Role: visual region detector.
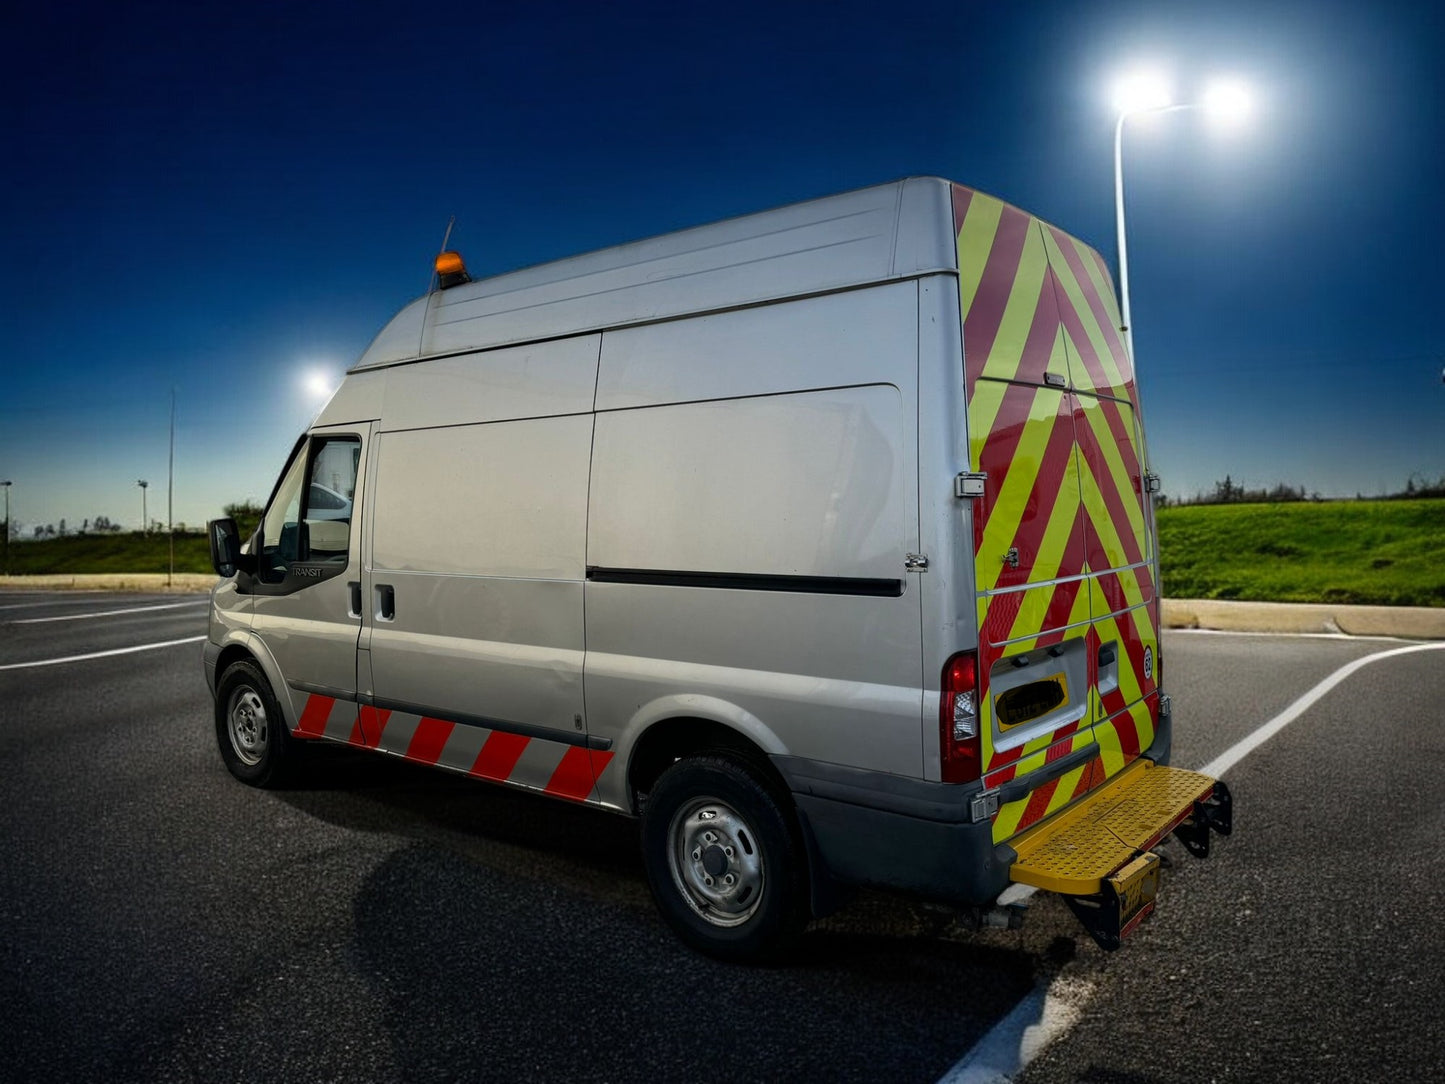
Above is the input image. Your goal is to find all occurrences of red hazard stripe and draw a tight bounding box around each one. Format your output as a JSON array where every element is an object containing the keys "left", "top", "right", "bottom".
[
  {"left": 1077, "top": 425, "right": 1145, "bottom": 569},
  {"left": 1007, "top": 270, "right": 1068, "bottom": 386},
  {"left": 962, "top": 204, "right": 1033, "bottom": 379},
  {"left": 951, "top": 184, "right": 974, "bottom": 233},
  {"left": 295, "top": 694, "right": 333, "bottom": 738},
  {"left": 470, "top": 730, "right": 529, "bottom": 782},
  {"left": 544, "top": 746, "right": 600, "bottom": 802},
  {"left": 973, "top": 380, "right": 1043, "bottom": 526},
  {"left": 1046, "top": 225, "right": 1131, "bottom": 383},
  {"left": 353, "top": 705, "right": 391, "bottom": 749},
  {"left": 985, "top": 739, "right": 1025, "bottom": 775},
  {"left": 1045, "top": 725, "right": 1080, "bottom": 758},
  {"left": 1015, "top": 776, "right": 1061, "bottom": 833},
  {"left": 406, "top": 717, "right": 455, "bottom": 766}
]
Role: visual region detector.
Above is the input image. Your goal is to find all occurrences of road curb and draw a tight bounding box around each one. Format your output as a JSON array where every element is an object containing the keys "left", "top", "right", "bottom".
[
  {"left": 0, "top": 573, "right": 217, "bottom": 593},
  {"left": 1163, "top": 598, "right": 1445, "bottom": 640}
]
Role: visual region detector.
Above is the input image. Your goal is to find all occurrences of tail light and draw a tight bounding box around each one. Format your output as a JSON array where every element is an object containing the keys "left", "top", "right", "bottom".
[{"left": 940, "top": 650, "right": 981, "bottom": 783}]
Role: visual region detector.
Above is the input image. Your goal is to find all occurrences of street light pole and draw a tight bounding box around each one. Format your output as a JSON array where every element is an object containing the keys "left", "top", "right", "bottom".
[
  {"left": 1113, "top": 102, "right": 1193, "bottom": 366},
  {"left": 2, "top": 481, "right": 11, "bottom": 577},
  {"left": 137, "top": 480, "right": 149, "bottom": 535},
  {"left": 1111, "top": 76, "right": 1252, "bottom": 366}
]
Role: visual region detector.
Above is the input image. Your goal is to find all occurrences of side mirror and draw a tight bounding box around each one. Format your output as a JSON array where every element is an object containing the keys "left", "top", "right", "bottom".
[{"left": 208, "top": 518, "right": 245, "bottom": 578}]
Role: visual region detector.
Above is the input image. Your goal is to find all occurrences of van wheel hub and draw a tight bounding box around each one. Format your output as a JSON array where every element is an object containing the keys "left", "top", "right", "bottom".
[
  {"left": 227, "top": 688, "right": 269, "bottom": 767},
  {"left": 668, "top": 798, "right": 764, "bottom": 927}
]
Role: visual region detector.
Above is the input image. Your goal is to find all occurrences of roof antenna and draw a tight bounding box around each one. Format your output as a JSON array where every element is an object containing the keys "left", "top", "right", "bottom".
[{"left": 428, "top": 215, "right": 457, "bottom": 293}]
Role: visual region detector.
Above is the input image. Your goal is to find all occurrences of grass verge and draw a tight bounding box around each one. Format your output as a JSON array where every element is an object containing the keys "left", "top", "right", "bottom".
[{"left": 1157, "top": 498, "right": 1445, "bottom": 607}]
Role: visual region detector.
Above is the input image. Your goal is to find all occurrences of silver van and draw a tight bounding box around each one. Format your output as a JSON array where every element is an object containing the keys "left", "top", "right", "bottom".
[{"left": 205, "top": 178, "right": 1230, "bottom": 960}]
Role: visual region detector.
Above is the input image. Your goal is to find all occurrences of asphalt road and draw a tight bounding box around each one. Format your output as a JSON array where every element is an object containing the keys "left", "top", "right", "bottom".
[{"left": 1, "top": 590, "right": 1441, "bottom": 1083}]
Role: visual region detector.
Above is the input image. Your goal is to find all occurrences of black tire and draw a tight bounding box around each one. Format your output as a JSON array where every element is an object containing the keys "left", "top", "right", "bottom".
[
  {"left": 214, "top": 659, "right": 296, "bottom": 788},
  {"left": 641, "top": 753, "right": 808, "bottom": 962}
]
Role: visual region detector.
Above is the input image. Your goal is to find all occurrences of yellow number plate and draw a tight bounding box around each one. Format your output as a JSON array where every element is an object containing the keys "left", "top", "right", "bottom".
[{"left": 995, "top": 674, "right": 1069, "bottom": 730}]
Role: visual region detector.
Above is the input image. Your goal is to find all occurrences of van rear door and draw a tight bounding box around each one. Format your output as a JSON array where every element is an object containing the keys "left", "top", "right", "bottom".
[
  {"left": 953, "top": 186, "right": 1161, "bottom": 845},
  {"left": 1040, "top": 224, "right": 1161, "bottom": 786}
]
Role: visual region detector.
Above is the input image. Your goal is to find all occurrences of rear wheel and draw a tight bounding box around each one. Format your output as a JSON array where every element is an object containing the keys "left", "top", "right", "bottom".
[
  {"left": 214, "top": 659, "right": 296, "bottom": 788},
  {"left": 641, "top": 753, "right": 807, "bottom": 962}
]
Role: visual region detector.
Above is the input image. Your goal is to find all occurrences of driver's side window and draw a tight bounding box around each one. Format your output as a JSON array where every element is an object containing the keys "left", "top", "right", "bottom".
[{"left": 258, "top": 436, "right": 360, "bottom": 582}]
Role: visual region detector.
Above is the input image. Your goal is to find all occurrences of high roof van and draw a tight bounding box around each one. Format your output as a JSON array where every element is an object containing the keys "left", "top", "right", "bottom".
[{"left": 205, "top": 177, "right": 1231, "bottom": 960}]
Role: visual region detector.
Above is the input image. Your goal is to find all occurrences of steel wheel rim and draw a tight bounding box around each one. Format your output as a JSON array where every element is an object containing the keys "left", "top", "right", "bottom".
[
  {"left": 666, "top": 795, "right": 765, "bottom": 928},
  {"left": 226, "top": 686, "right": 269, "bottom": 766}
]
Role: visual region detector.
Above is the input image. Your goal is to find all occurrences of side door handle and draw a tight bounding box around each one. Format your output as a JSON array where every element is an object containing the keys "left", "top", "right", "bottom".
[
  {"left": 347, "top": 581, "right": 362, "bottom": 618},
  {"left": 375, "top": 584, "right": 396, "bottom": 622}
]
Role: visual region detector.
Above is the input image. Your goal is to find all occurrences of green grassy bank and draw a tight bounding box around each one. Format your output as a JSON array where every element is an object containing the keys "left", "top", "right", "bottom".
[
  {"left": 1, "top": 532, "right": 213, "bottom": 576},
  {"left": 4, "top": 499, "right": 1443, "bottom": 607},
  {"left": 1157, "top": 498, "right": 1445, "bottom": 607}
]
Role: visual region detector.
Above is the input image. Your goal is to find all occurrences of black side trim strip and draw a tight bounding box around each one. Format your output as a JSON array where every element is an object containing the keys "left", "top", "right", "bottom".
[
  {"left": 288, "top": 679, "right": 353, "bottom": 699},
  {"left": 586, "top": 566, "right": 904, "bottom": 598},
  {"left": 996, "top": 741, "right": 1100, "bottom": 805},
  {"left": 369, "top": 696, "right": 612, "bottom": 751}
]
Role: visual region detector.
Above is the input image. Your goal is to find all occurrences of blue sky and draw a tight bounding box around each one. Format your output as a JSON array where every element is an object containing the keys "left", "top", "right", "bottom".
[{"left": 3, "top": 0, "right": 1442, "bottom": 532}]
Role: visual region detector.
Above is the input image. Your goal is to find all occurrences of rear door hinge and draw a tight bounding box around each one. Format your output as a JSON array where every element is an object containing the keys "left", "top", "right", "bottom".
[
  {"left": 1144, "top": 472, "right": 1162, "bottom": 494},
  {"left": 955, "top": 472, "right": 987, "bottom": 498}
]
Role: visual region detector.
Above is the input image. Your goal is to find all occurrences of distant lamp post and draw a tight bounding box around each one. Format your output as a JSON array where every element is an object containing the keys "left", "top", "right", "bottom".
[
  {"left": 1111, "top": 70, "right": 1253, "bottom": 365},
  {"left": 2, "top": 480, "right": 11, "bottom": 577},
  {"left": 137, "top": 479, "right": 149, "bottom": 535}
]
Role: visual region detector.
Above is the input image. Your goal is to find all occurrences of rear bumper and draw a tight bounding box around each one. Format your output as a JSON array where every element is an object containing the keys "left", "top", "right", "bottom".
[{"left": 773, "top": 700, "right": 1175, "bottom": 909}]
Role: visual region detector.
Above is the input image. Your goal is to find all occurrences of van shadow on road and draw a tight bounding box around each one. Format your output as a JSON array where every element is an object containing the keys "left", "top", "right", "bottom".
[{"left": 274, "top": 750, "right": 1055, "bottom": 1082}]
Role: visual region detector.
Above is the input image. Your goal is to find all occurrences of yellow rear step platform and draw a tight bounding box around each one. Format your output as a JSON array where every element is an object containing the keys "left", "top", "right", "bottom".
[{"left": 1008, "top": 759, "right": 1218, "bottom": 895}]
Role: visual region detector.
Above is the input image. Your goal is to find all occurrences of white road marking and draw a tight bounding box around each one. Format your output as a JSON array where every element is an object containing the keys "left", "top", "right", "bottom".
[
  {"left": 939, "top": 637, "right": 1445, "bottom": 1084},
  {"left": 9, "top": 600, "right": 207, "bottom": 624},
  {"left": 0, "top": 636, "right": 206, "bottom": 671},
  {"left": 939, "top": 977, "right": 1093, "bottom": 1084},
  {"left": 0, "top": 594, "right": 117, "bottom": 612},
  {"left": 1197, "top": 640, "right": 1445, "bottom": 779},
  {"left": 1170, "top": 627, "right": 1417, "bottom": 643}
]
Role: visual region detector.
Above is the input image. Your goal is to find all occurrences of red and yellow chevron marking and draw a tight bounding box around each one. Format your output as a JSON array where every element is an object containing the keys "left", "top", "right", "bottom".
[
  {"left": 293, "top": 693, "right": 614, "bottom": 803},
  {"left": 953, "top": 183, "right": 1162, "bottom": 842}
]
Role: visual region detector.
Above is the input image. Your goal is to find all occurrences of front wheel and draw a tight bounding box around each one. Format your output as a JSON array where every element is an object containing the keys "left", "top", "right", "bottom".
[
  {"left": 641, "top": 754, "right": 808, "bottom": 962},
  {"left": 214, "top": 659, "right": 296, "bottom": 788}
]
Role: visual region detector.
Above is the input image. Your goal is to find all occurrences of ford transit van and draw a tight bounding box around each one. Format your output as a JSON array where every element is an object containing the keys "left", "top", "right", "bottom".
[{"left": 205, "top": 177, "right": 1230, "bottom": 960}]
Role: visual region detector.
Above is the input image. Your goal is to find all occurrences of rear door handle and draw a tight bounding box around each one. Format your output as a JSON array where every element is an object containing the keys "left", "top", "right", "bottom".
[{"left": 375, "top": 584, "right": 395, "bottom": 621}]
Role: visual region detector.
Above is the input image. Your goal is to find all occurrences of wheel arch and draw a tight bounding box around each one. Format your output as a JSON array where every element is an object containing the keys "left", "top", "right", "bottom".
[
  {"left": 210, "top": 632, "right": 297, "bottom": 732},
  {"left": 617, "top": 695, "right": 789, "bottom": 816}
]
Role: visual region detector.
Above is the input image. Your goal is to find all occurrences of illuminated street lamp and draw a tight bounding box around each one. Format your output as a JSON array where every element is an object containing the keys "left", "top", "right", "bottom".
[
  {"left": 137, "top": 479, "right": 149, "bottom": 535},
  {"left": 1112, "top": 71, "right": 1253, "bottom": 364}
]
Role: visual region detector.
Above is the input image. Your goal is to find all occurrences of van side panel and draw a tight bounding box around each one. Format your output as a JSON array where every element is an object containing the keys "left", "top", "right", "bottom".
[
  {"left": 360, "top": 339, "right": 602, "bottom": 798},
  {"left": 585, "top": 289, "right": 923, "bottom": 807}
]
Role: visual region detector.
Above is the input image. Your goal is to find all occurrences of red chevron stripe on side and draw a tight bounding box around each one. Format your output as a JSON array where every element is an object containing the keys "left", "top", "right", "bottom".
[
  {"left": 406, "top": 717, "right": 455, "bottom": 765},
  {"left": 295, "top": 695, "right": 333, "bottom": 738},
  {"left": 356, "top": 705, "right": 391, "bottom": 749},
  {"left": 470, "top": 731, "right": 529, "bottom": 782},
  {"left": 544, "top": 746, "right": 599, "bottom": 802}
]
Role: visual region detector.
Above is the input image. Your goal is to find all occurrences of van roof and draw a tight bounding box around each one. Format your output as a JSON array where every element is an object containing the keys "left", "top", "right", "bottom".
[{"left": 352, "top": 176, "right": 962, "bottom": 371}]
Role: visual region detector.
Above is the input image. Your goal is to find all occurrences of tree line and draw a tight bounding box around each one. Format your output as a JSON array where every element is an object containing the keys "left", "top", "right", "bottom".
[{"left": 1161, "top": 474, "right": 1445, "bottom": 507}]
